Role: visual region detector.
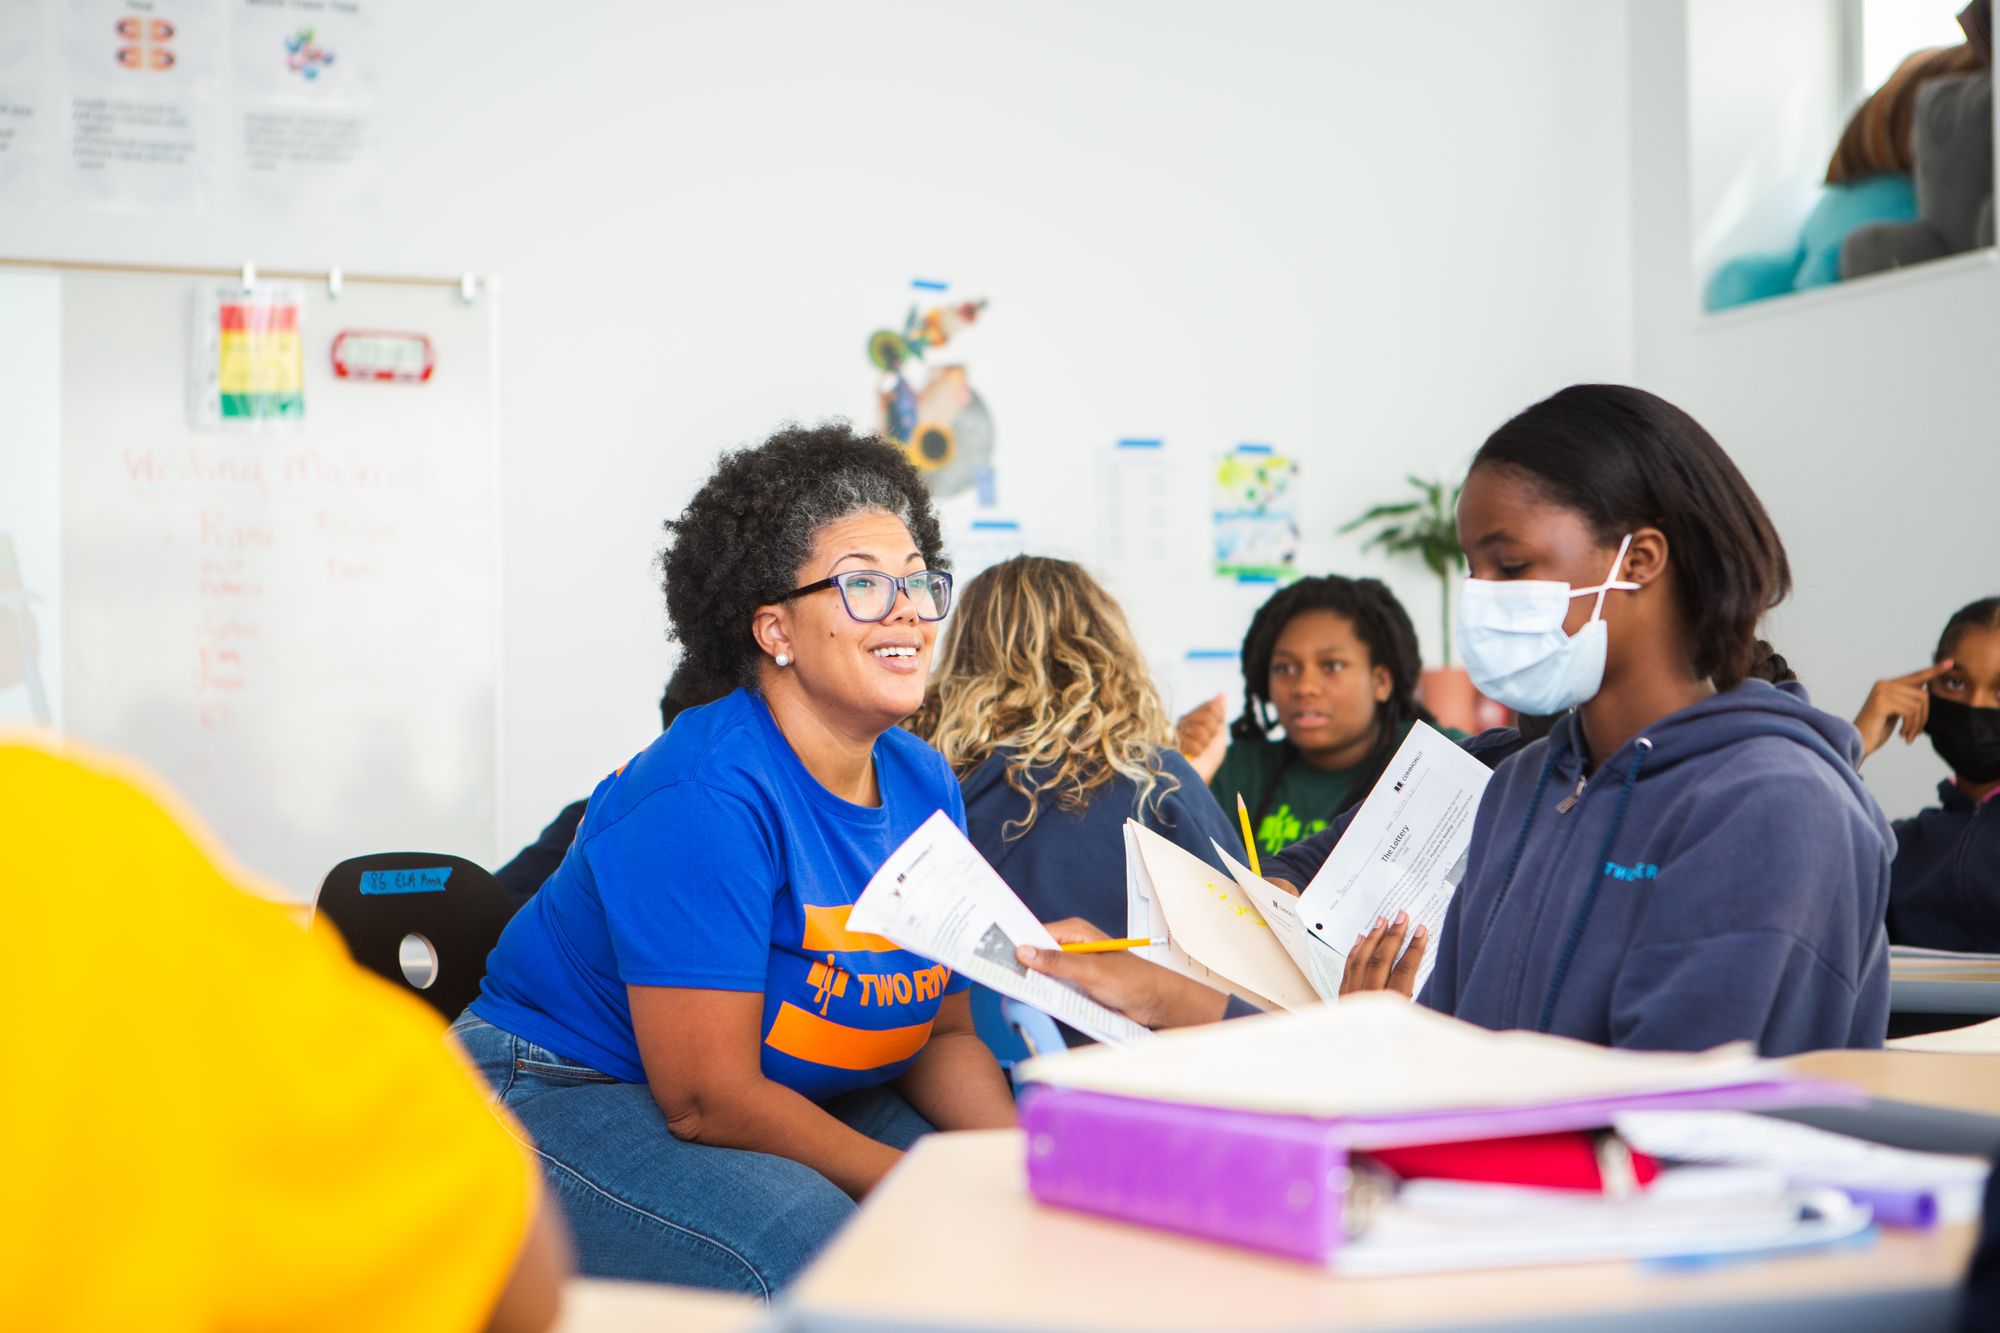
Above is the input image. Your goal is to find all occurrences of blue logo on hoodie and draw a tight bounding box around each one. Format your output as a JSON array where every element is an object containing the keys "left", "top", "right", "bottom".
[{"left": 1603, "top": 861, "right": 1659, "bottom": 882}]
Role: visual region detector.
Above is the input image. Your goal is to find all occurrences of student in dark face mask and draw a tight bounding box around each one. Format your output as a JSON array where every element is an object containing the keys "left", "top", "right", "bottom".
[{"left": 1859, "top": 597, "right": 2000, "bottom": 951}]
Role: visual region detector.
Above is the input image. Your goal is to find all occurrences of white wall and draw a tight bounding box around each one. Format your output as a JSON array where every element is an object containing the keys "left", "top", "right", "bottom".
[
  {"left": 1, "top": 1, "right": 1635, "bottom": 860},
  {"left": 1629, "top": 0, "right": 1999, "bottom": 820}
]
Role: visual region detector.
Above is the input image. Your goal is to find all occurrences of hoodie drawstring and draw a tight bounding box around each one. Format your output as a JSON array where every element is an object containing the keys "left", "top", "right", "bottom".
[
  {"left": 1479, "top": 746, "right": 1558, "bottom": 942},
  {"left": 1535, "top": 737, "right": 1653, "bottom": 1033}
]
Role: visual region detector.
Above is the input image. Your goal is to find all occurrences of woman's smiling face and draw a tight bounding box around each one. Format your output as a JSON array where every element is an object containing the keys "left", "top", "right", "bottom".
[{"left": 780, "top": 510, "right": 939, "bottom": 730}]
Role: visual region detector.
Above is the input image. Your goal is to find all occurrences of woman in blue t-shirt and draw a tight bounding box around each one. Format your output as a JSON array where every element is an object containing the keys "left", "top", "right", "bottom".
[{"left": 452, "top": 424, "right": 1016, "bottom": 1296}]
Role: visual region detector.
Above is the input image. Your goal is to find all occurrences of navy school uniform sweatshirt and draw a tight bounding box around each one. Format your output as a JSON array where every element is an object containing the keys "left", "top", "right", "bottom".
[
  {"left": 960, "top": 746, "right": 1244, "bottom": 939},
  {"left": 1419, "top": 680, "right": 1893, "bottom": 1056},
  {"left": 1886, "top": 779, "right": 2000, "bottom": 952}
]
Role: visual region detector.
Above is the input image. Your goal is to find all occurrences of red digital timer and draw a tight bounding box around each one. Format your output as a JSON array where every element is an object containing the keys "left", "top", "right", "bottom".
[{"left": 331, "top": 331, "right": 436, "bottom": 383}]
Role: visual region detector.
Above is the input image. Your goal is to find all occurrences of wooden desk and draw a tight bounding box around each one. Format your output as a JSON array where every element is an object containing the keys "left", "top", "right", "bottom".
[
  {"left": 782, "top": 1052, "right": 1999, "bottom": 1333},
  {"left": 556, "top": 1278, "right": 764, "bottom": 1333},
  {"left": 1891, "top": 957, "right": 2000, "bottom": 1017}
]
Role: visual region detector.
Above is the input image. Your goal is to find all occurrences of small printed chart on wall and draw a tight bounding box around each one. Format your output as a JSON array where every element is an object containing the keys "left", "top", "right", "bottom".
[{"left": 0, "top": 264, "right": 500, "bottom": 899}]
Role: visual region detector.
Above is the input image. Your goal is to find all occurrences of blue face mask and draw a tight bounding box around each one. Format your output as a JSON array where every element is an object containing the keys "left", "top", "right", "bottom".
[{"left": 1456, "top": 535, "right": 1639, "bottom": 717}]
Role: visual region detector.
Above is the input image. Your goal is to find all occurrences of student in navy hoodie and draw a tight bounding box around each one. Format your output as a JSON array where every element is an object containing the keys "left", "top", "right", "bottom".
[
  {"left": 1022, "top": 387, "right": 1892, "bottom": 1057},
  {"left": 908, "top": 555, "right": 1242, "bottom": 939},
  {"left": 1854, "top": 597, "right": 2000, "bottom": 952}
]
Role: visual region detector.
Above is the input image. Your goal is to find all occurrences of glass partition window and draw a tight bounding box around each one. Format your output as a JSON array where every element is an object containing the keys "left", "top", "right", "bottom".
[{"left": 1692, "top": 0, "right": 1994, "bottom": 313}]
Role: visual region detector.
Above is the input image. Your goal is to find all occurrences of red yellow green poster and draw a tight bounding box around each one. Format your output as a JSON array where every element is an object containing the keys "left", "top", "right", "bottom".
[{"left": 192, "top": 282, "right": 304, "bottom": 427}]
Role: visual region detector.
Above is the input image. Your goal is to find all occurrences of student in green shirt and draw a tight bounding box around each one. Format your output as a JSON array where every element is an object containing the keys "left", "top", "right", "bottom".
[{"left": 1180, "top": 576, "right": 1458, "bottom": 856}]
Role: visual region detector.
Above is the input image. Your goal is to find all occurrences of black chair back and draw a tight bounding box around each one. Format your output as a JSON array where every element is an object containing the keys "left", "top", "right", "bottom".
[{"left": 313, "top": 852, "right": 518, "bottom": 1019}]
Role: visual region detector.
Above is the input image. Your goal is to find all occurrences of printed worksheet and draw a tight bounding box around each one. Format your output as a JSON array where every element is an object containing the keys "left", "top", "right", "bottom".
[
  {"left": 850, "top": 811, "right": 1152, "bottom": 1046},
  {"left": 1296, "top": 722, "right": 1492, "bottom": 995}
]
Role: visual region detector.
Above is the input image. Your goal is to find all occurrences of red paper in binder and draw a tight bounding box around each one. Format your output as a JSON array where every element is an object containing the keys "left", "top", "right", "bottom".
[{"left": 1366, "top": 1131, "right": 1661, "bottom": 1194}]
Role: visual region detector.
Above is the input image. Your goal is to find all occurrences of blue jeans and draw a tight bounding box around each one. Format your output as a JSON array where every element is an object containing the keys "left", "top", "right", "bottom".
[{"left": 448, "top": 1011, "right": 934, "bottom": 1298}]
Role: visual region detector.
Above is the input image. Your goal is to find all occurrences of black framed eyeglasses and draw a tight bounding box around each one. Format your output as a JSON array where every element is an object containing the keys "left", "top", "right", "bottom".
[{"left": 785, "top": 569, "right": 953, "bottom": 623}]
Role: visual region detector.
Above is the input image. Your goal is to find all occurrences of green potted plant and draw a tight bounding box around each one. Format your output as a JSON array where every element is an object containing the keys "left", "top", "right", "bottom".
[{"left": 1339, "top": 476, "right": 1492, "bottom": 732}]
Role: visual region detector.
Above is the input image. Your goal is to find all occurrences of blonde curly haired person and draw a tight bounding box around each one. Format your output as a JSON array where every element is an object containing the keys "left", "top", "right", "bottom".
[{"left": 911, "top": 556, "right": 1243, "bottom": 948}]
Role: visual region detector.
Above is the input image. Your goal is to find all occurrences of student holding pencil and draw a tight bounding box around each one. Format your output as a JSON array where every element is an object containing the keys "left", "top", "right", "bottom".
[
  {"left": 910, "top": 556, "right": 1243, "bottom": 942},
  {"left": 454, "top": 425, "right": 1017, "bottom": 1296},
  {"left": 1026, "top": 385, "right": 1892, "bottom": 1057}
]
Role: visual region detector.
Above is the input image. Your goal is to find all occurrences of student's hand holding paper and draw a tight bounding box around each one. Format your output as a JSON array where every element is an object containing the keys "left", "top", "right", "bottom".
[
  {"left": 1339, "top": 910, "right": 1427, "bottom": 998},
  {"left": 1018, "top": 918, "right": 1234, "bottom": 1031}
]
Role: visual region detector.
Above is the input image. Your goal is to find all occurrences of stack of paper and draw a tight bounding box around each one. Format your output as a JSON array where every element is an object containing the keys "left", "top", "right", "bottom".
[
  {"left": 1890, "top": 944, "right": 2000, "bottom": 965},
  {"left": 1616, "top": 1109, "right": 1992, "bottom": 1228},
  {"left": 1016, "top": 994, "right": 1834, "bottom": 1126}
]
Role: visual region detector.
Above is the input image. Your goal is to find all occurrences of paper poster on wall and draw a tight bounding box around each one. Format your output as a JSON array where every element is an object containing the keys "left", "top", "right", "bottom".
[
  {"left": 1212, "top": 443, "right": 1300, "bottom": 582},
  {"left": 1100, "top": 438, "right": 1176, "bottom": 572},
  {"left": 190, "top": 283, "right": 306, "bottom": 427},
  {"left": 945, "top": 515, "right": 1024, "bottom": 588},
  {"left": 866, "top": 280, "right": 995, "bottom": 499},
  {"left": 233, "top": 0, "right": 377, "bottom": 214},
  {"left": 61, "top": 0, "right": 218, "bottom": 210},
  {"left": 0, "top": 0, "right": 41, "bottom": 202},
  {"left": 1167, "top": 647, "right": 1243, "bottom": 723}
]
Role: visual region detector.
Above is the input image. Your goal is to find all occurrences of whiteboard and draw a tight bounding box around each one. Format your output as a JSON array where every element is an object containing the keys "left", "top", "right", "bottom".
[{"left": 8, "top": 268, "right": 500, "bottom": 899}]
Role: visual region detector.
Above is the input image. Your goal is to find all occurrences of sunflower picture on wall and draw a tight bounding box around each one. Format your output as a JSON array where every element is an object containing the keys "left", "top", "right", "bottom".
[{"left": 866, "top": 292, "right": 993, "bottom": 498}]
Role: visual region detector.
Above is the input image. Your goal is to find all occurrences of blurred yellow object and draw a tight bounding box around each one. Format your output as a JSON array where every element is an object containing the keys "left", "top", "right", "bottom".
[
  {"left": 0, "top": 735, "right": 539, "bottom": 1333},
  {"left": 1235, "top": 792, "right": 1263, "bottom": 878}
]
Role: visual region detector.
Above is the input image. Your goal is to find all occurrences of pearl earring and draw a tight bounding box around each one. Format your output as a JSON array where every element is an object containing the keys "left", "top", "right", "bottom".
[{"left": 775, "top": 653, "right": 791, "bottom": 667}]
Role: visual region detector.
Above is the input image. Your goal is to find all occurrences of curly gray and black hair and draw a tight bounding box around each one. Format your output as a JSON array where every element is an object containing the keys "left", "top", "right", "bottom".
[{"left": 660, "top": 422, "right": 948, "bottom": 689}]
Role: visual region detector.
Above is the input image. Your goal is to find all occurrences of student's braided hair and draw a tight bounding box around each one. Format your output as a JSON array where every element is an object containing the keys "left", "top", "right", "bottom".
[
  {"left": 1747, "top": 639, "right": 1798, "bottom": 687},
  {"left": 1937, "top": 597, "right": 2000, "bottom": 662},
  {"left": 1231, "top": 576, "right": 1435, "bottom": 825}
]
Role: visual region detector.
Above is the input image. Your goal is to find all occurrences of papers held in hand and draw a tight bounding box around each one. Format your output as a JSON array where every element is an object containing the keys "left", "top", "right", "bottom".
[
  {"left": 1123, "top": 823, "right": 1324, "bottom": 1011},
  {"left": 847, "top": 811, "right": 1152, "bottom": 1046},
  {"left": 1294, "top": 720, "right": 1492, "bottom": 996},
  {"left": 1124, "top": 720, "right": 1490, "bottom": 1012}
]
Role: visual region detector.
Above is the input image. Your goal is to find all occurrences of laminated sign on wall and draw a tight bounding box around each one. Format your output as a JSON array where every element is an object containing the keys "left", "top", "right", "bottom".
[
  {"left": 191, "top": 282, "right": 305, "bottom": 427},
  {"left": 1213, "top": 443, "right": 1299, "bottom": 582}
]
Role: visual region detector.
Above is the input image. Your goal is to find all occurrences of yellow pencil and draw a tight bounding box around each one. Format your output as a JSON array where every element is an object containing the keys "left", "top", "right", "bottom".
[
  {"left": 1236, "top": 792, "right": 1263, "bottom": 878},
  {"left": 1059, "top": 937, "right": 1165, "bottom": 954}
]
